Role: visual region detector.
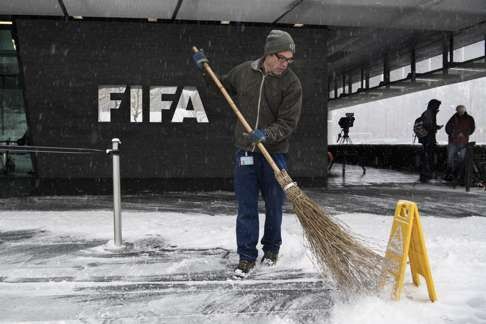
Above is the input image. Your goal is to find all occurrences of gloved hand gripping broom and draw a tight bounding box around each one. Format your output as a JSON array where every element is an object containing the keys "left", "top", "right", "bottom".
[{"left": 192, "top": 47, "right": 383, "bottom": 294}]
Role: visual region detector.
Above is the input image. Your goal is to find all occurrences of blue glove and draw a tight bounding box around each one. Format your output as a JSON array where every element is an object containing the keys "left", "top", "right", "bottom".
[
  {"left": 192, "top": 50, "right": 208, "bottom": 69},
  {"left": 245, "top": 129, "right": 267, "bottom": 144}
]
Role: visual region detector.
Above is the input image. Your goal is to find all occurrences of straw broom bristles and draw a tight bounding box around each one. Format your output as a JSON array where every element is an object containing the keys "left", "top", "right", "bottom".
[{"left": 276, "top": 170, "right": 384, "bottom": 294}]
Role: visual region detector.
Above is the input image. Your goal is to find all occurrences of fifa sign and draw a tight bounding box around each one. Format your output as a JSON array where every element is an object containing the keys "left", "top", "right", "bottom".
[{"left": 98, "top": 86, "right": 209, "bottom": 123}]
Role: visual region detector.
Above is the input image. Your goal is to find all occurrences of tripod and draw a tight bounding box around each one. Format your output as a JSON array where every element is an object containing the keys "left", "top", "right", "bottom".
[
  {"left": 337, "top": 128, "right": 352, "bottom": 144},
  {"left": 448, "top": 142, "right": 486, "bottom": 191},
  {"left": 464, "top": 142, "right": 486, "bottom": 192},
  {"left": 333, "top": 128, "right": 366, "bottom": 177}
]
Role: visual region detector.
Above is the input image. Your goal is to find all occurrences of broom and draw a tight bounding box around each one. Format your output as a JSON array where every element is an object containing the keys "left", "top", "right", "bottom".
[{"left": 192, "top": 47, "right": 383, "bottom": 294}]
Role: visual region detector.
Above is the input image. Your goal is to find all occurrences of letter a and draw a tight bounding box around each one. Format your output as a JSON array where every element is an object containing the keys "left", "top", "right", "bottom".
[{"left": 171, "top": 87, "right": 209, "bottom": 123}]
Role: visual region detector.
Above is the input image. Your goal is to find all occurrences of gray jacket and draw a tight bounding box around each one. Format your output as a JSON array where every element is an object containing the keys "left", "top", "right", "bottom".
[{"left": 222, "top": 58, "right": 302, "bottom": 153}]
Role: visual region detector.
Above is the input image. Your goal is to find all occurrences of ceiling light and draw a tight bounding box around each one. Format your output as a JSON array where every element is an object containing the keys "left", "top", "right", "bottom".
[
  {"left": 220, "top": 21, "right": 230, "bottom": 25},
  {"left": 450, "top": 67, "right": 486, "bottom": 72},
  {"left": 73, "top": 16, "right": 83, "bottom": 20},
  {"left": 293, "top": 23, "right": 304, "bottom": 27},
  {"left": 0, "top": 21, "right": 13, "bottom": 25},
  {"left": 147, "top": 17, "right": 157, "bottom": 22},
  {"left": 415, "top": 77, "right": 443, "bottom": 82}
]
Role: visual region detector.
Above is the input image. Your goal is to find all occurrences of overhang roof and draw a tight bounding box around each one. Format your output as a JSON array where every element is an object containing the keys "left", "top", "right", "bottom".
[
  {"left": 2, "top": 0, "right": 486, "bottom": 109},
  {"left": 1, "top": 0, "right": 485, "bottom": 31}
]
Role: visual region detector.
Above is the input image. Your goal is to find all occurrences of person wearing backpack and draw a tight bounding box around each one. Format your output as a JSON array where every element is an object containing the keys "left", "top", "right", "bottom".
[
  {"left": 418, "top": 99, "right": 443, "bottom": 183},
  {"left": 444, "top": 105, "right": 475, "bottom": 182}
]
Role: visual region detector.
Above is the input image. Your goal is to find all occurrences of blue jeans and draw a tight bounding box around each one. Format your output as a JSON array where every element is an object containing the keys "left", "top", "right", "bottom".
[
  {"left": 234, "top": 150, "right": 287, "bottom": 262},
  {"left": 447, "top": 143, "right": 466, "bottom": 174}
]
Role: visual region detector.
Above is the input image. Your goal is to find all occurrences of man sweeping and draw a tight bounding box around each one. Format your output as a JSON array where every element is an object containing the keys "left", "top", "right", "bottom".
[{"left": 193, "top": 30, "right": 302, "bottom": 279}]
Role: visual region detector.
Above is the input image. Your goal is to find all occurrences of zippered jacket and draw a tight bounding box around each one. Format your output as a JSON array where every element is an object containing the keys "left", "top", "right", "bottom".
[
  {"left": 221, "top": 58, "right": 302, "bottom": 153},
  {"left": 445, "top": 112, "right": 475, "bottom": 145}
]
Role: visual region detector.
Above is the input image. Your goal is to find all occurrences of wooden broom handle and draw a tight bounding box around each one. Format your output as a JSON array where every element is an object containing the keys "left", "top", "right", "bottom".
[{"left": 192, "top": 46, "right": 281, "bottom": 174}]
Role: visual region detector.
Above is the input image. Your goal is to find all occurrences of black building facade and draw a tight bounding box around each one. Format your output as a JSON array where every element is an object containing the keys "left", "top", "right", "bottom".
[{"left": 13, "top": 19, "right": 328, "bottom": 192}]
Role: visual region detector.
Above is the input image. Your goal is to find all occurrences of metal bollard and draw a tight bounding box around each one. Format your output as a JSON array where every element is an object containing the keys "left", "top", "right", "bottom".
[{"left": 106, "top": 138, "right": 122, "bottom": 247}]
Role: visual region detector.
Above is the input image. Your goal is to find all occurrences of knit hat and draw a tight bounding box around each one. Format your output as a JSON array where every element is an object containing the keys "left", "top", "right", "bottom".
[{"left": 264, "top": 30, "right": 295, "bottom": 56}]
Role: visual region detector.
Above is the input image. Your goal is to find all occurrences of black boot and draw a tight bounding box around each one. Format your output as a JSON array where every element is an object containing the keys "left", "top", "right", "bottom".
[
  {"left": 261, "top": 250, "right": 278, "bottom": 266},
  {"left": 233, "top": 260, "right": 255, "bottom": 279}
]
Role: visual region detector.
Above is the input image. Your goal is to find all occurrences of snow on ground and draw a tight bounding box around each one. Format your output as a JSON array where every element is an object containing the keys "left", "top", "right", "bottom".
[
  {"left": 331, "top": 214, "right": 486, "bottom": 324},
  {"left": 0, "top": 208, "right": 485, "bottom": 323}
]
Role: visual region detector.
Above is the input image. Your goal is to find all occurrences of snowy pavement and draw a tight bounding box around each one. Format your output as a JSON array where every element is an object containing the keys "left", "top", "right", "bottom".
[
  {"left": 0, "top": 166, "right": 485, "bottom": 323},
  {"left": 0, "top": 211, "right": 333, "bottom": 323}
]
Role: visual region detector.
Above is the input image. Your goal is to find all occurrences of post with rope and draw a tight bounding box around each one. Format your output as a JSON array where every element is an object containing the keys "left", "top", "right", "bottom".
[
  {"left": 0, "top": 140, "right": 127, "bottom": 247},
  {"left": 106, "top": 138, "right": 123, "bottom": 247}
]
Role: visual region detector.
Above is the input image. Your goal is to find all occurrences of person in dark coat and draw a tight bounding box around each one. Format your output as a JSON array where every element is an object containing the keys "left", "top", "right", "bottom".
[
  {"left": 444, "top": 105, "right": 475, "bottom": 181},
  {"left": 419, "top": 99, "right": 443, "bottom": 183},
  {"left": 193, "top": 30, "right": 302, "bottom": 279}
]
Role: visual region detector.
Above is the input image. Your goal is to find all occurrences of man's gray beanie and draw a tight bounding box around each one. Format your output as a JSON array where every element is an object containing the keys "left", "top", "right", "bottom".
[{"left": 264, "top": 30, "right": 295, "bottom": 55}]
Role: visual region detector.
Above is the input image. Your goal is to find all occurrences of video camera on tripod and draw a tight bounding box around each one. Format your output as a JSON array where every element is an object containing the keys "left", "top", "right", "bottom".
[{"left": 337, "top": 112, "right": 355, "bottom": 144}]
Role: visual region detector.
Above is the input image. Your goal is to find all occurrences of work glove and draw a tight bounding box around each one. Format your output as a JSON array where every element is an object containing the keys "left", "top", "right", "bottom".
[
  {"left": 192, "top": 50, "right": 209, "bottom": 70},
  {"left": 243, "top": 129, "right": 267, "bottom": 144}
]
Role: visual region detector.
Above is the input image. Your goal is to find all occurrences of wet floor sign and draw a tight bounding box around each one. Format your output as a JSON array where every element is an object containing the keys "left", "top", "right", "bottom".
[{"left": 379, "top": 200, "right": 437, "bottom": 302}]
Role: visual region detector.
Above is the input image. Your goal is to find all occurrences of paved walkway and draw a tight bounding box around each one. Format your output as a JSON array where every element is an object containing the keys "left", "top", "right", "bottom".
[{"left": 0, "top": 165, "right": 484, "bottom": 322}]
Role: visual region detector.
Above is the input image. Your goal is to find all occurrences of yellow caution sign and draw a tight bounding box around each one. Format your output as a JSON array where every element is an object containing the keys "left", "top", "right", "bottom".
[{"left": 379, "top": 200, "right": 437, "bottom": 302}]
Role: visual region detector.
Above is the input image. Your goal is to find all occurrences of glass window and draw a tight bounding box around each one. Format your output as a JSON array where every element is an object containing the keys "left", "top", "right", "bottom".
[
  {"left": 462, "top": 40, "right": 485, "bottom": 62},
  {"left": 430, "top": 54, "right": 443, "bottom": 71},
  {"left": 390, "top": 67, "right": 406, "bottom": 82},
  {"left": 416, "top": 58, "right": 430, "bottom": 73},
  {"left": 369, "top": 74, "right": 383, "bottom": 88},
  {"left": 0, "top": 26, "right": 32, "bottom": 175}
]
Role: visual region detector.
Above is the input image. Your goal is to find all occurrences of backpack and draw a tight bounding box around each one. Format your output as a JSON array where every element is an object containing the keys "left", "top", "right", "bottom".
[{"left": 413, "top": 116, "right": 428, "bottom": 139}]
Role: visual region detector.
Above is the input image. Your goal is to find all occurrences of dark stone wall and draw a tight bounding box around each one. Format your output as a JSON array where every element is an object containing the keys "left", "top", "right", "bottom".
[{"left": 15, "top": 18, "right": 328, "bottom": 190}]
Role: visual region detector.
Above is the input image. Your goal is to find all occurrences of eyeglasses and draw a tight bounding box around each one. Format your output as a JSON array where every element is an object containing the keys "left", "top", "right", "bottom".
[{"left": 274, "top": 53, "right": 295, "bottom": 64}]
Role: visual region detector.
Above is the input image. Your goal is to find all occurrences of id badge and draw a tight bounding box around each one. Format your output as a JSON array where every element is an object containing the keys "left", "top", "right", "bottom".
[{"left": 240, "top": 156, "right": 254, "bottom": 166}]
